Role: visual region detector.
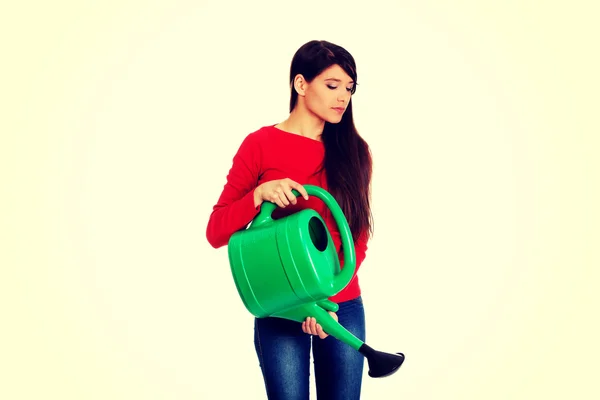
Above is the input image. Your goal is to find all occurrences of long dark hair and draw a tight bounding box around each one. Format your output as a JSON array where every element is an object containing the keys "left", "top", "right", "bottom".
[{"left": 289, "top": 40, "right": 373, "bottom": 240}]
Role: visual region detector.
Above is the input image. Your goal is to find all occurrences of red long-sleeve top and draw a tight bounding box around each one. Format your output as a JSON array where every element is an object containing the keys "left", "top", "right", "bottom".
[{"left": 206, "top": 124, "right": 368, "bottom": 304}]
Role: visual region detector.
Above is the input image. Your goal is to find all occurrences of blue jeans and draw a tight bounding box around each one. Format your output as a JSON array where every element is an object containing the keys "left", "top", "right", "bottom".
[{"left": 253, "top": 296, "right": 366, "bottom": 400}]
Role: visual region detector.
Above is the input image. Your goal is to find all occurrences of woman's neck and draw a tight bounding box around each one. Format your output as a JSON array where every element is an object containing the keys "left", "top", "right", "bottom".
[{"left": 277, "top": 105, "right": 324, "bottom": 141}]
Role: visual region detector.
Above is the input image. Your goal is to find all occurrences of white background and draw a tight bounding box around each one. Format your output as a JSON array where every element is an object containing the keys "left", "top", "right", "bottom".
[{"left": 2, "top": 1, "right": 598, "bottom": 398}]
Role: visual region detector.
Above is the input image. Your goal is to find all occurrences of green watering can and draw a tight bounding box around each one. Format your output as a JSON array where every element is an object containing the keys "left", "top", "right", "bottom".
[{"left": 228, "top": 184, "right": 405, "bottom": 378}]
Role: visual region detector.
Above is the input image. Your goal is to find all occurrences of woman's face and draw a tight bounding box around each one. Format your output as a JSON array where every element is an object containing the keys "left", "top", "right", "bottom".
[{"left": 301, "top": 64, "right": 355, "bottom": 124}]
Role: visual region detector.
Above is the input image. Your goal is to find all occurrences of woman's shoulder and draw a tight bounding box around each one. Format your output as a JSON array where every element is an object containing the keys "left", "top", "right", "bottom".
[
  {"left": 250, "top": 124, "right": 279, "bottom": 137},
  {"left": 241, "top": 124, "right": 277, "bottom": 145}
]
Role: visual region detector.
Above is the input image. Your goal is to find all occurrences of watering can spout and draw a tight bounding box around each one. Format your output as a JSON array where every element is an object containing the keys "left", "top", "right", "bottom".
[
  {"left": 273, "top": 302, "right": 405, "bottom": 378},
  {"left": 359, "top": 344, "right": 405, "bottom": 378}
]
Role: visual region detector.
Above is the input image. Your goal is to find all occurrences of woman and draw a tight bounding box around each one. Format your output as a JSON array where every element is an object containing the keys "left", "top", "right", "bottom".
[{"left": 206, "top": 40, "right": 373, "bottom": 399}]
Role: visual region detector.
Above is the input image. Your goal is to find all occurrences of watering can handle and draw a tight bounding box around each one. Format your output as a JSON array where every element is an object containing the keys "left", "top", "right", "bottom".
[{"left": 251, "top": 184, "right": 356, "bottom": 294}]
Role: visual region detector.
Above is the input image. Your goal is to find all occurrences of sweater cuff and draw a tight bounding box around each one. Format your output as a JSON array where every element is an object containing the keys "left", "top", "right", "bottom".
[{"left": 240, "top": 188, "right": 262, "bottom": 224}]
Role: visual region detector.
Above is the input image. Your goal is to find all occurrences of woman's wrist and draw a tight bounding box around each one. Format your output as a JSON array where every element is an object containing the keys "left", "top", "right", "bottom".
[{"left": 253, "top": 187, "right": 263, "bottom": 208}]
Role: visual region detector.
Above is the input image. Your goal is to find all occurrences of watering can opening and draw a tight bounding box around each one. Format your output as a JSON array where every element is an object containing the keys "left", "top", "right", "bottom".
[{"left": 308, "top": 216, "right": 328, "bottom": 252}]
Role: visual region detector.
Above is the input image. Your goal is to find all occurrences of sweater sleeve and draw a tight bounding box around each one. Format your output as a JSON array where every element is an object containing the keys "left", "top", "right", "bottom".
[
  {"left": 338, "top": 229, "right": 369, "bottom": 276},
  {"left": 206, "top": 134, "right": 262, "bottom": 248},
  {"left": 354, "top": 229, "right": 369, "bottom": 274}
]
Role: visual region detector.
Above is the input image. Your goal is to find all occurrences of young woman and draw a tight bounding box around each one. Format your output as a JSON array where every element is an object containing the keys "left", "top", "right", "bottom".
[{"left": 206, "top": 40, "right": 373, "bottom": 400}]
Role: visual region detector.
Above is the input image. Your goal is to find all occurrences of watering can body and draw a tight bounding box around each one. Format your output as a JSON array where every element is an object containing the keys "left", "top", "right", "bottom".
[
  {"left": 226, "top": 184, "right": 405, "bottom": 378},
  {"left": 228, "top": 207, "right": 341, "bottom": 318}
]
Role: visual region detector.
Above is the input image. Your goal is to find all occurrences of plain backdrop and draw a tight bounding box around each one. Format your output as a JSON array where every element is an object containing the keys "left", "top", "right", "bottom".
[{"left": 2, "top": 1, "right": 599, "bottom": 399}]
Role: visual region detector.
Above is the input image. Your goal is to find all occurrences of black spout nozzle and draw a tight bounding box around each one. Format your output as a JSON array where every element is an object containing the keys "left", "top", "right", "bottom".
[{"left": 359, "top": 343, "right": 405, "bottom": 378}]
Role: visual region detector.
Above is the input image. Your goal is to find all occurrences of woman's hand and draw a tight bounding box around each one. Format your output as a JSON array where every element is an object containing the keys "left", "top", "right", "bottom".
[
  {"left": 253, "top": 178, "right": 309, "bottom": 208},
  {"left": 302, "top": 312, "right": 338, "bottom": 339}
]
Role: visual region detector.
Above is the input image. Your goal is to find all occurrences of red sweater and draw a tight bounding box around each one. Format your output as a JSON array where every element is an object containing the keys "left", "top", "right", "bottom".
[{"left": 206, "top": 124, "right": 368, "bottom": 304}]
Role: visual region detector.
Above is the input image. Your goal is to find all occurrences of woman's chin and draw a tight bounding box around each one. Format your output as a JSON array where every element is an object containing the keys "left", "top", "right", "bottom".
[{"left": 324, "top": 115, "right": 344, "bottom": 124}]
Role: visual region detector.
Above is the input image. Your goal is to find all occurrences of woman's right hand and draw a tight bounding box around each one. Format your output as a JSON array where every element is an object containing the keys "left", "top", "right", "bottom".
[{"left": 253, "top": 178, "right": 309, "bottom": 208}]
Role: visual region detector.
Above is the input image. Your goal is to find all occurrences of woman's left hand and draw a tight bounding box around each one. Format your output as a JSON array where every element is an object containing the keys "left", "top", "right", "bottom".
[{"left": 302, "top": 312, "right": 338, "bottom": 339}]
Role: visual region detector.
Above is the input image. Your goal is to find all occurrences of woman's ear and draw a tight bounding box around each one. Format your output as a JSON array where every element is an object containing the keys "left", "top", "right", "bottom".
[{"left": 293, "top": 74, "right": 307, "bottom": 96}]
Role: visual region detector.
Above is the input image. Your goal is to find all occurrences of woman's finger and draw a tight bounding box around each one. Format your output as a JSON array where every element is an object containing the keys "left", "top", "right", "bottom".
[
  {"left": 310, "top": 317, "right": 318, "bottom": 334},
  {"left": 271, "top": 193, "right": 286, "bottom": 208},
  {"left": 272, "top": 189, "right": 290, "bottom": 208},
  {"left": 290, "top": 181, "right": 309, "bottom": 200},
  {"left": 276, "top": 189, "right": 290, "bottom": 206},
  {"left": 303, "top": 318, "right": 312, "bottom": 335},
  {"left": 316, "top": 323, "right": 328, "bottom": 339},
  {"left": 304, "top": 318, "right": 312, "bottom": 334},
  {"left": 283, "top": 188, "right": 297, "bottom": 205}
]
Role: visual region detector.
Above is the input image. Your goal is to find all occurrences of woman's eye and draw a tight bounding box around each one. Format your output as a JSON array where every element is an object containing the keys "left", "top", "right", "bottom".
[{"left": 327, "top": 84, "right": 354, "bottom": 93}]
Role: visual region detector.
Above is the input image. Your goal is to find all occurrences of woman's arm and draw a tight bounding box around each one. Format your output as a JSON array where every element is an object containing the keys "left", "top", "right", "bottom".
[{"left": 206, "top": 134, "right": 262, "bottom": 248}]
